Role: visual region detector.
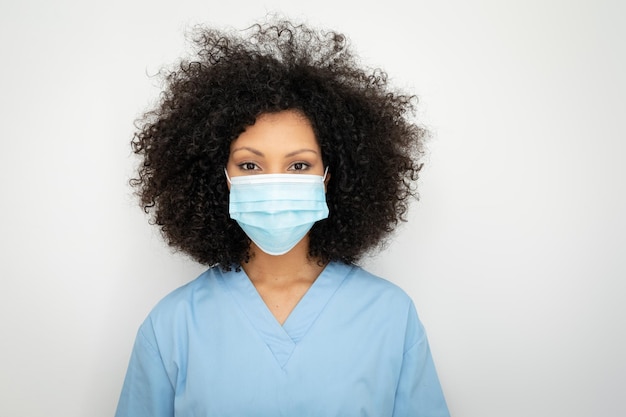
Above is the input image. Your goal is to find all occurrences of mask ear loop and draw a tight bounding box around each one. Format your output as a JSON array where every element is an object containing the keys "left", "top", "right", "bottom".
[
  {"left": 224, "top": 168, "right": 232, "bottom": 185},
  {"left": 322, "top": 166, "right": 329, "bottom": 181}
]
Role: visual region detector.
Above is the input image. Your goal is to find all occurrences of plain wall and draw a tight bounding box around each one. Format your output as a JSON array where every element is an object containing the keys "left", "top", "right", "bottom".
[{"left": 1, "top": 1, "right": 625, "bottom": 416}]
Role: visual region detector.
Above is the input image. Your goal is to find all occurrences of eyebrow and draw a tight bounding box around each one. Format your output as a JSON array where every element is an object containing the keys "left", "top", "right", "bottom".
[
  {"left": 230, "top": 146, "right": 264, "bottom": 156},
  {"left": 285, "top": 148, "right": 319, "bottom": 157},
  {"left": 230, "top": 147, "right": 318, "bottom": 158}
]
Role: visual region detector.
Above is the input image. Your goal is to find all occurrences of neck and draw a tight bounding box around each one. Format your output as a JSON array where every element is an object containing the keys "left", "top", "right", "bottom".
[{"left": 242, "top": 237, "right": 325, "bottom": 285}]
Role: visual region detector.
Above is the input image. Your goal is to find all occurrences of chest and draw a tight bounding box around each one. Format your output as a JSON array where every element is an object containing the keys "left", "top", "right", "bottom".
[
  {"left": 253, "top": 281, "right": 311, "bottom": 325},
  {"left": 173, "top": 318, "right": 403, "bottom": 417},
  {"left": 160, "top": 265, "right": 410, "bottom": 416}
]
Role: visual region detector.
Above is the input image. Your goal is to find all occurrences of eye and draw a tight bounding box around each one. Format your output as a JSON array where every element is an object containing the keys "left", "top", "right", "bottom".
[
  {"left": 289, "top": 162, "right": 310, "bottom": 171},
  {"left": 238, "top": 162, "right": 259, "bottom": 171}
]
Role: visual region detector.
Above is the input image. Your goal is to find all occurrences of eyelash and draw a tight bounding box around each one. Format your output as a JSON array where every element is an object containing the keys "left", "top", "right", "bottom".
[
  {"left": 237, "top": 162, "right": 311, "bottom": 171},
  {"left": 238, "top": 162, "right": 259, "bottom": 171},
  {"left": 289, "top": 162, "right": 310, "bottom": 171}
]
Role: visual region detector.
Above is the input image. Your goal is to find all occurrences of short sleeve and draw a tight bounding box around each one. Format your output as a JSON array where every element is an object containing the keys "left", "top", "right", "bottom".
[
  {"left": 392, "top": 303, "right": 450, "bottom": 417},
  {"left": 114, "top": 321, "right": 175, "bottom": 417}
]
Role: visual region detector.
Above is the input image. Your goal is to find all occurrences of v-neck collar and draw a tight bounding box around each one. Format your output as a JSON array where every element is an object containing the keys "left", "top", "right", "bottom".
[{"left": 219, "top": 262, "right": 352, "bottom": 368}]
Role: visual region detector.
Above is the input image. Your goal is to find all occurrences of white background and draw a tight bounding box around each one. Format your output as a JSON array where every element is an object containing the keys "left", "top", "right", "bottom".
[{"left": 1, "top": 1, "right": 625, "bottom": 416}]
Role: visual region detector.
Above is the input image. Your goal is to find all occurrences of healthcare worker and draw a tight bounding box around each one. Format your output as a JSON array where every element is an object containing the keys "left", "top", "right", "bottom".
[{"left": 115, "top": 18, "right": 450, "bottom": 417}]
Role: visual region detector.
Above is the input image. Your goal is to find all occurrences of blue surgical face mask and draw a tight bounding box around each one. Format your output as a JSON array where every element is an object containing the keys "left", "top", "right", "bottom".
[{"left": 226, "top": 169, "right": 329, "bottom": 256}]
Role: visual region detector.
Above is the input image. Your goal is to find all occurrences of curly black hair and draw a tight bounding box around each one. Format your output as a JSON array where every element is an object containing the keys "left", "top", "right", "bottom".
[{"left": 131, "top": 19, "right": 426, "bottom": 268}]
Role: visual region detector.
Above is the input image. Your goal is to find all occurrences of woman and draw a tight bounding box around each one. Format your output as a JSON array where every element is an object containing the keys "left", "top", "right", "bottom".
[{"left": 115, "top": 19, "right": 449, "bottom": 417}]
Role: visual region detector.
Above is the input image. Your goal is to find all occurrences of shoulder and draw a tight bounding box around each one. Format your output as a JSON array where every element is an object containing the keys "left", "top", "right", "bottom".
[
  {"left": 151, "top": 268, "right": 213, "bottom": 309},
  {"left": 140, "top": 266, "right": 232, "bottom": 334},
  {"left": 328, "top": 262, "right": 417, "bottom": 323},
  {"left": 328, "top": 262, "right": 426, "bottom": 350},
  {"left": 338, "top": 262, "right": 414, "bottom": 306}
]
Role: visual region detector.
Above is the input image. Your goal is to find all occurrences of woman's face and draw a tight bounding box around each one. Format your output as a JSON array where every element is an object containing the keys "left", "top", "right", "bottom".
[{"left": 226, "top": 110, "right": 326, "bottom": 179}]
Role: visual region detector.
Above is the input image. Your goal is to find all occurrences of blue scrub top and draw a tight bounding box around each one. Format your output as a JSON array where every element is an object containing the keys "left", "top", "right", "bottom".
[{"left": 115, "top": 262, "right": 449, "bottom": 417}]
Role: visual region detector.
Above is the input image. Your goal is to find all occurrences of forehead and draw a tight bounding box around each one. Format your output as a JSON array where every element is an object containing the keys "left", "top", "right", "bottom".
[{"left": 231, "top": 110, "right": 319, "bottom": 150}]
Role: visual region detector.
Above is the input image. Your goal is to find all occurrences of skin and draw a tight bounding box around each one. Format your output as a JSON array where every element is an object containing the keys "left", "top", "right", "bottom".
[{"left": 226, "top": 110, "right": 331, "bottom": 325}]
